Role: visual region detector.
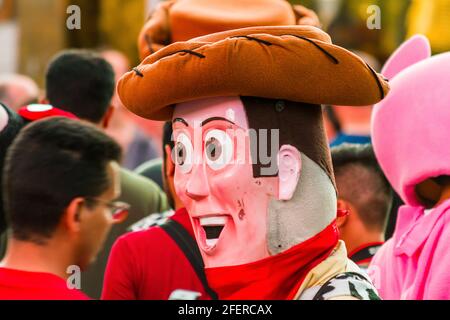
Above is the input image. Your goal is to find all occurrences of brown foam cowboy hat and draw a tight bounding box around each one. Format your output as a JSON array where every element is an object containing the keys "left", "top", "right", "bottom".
[
  {"left": 138, "top": 0, "right": 320, "bottom": 60},
  {"left": 118, "top": 25, "right": 390, "bottom": 121}
]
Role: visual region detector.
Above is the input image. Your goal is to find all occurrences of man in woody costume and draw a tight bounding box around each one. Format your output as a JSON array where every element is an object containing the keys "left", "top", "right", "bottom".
[{"left": 118, "top": 23, "right": 389, "bottom": 300}]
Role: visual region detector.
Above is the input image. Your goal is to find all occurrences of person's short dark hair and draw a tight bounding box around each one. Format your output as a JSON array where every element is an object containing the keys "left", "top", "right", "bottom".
[
  {"left": 3, "top": 117, "right": 122, "bottom": 243},
  {"left": 45, "top": 50, "right": 115, "bottom": 123},
  {"left": 323, "top": 105, "right": 342, "bottom": 134},
  {"left": 162, "top": 121, "right": 175, "bottom": 208},
  {"left": 162, "top": 121, "right": 174, "bottom": 167},
  {"left": 331, "top": 143, "right": 393, "bottom": 232}
]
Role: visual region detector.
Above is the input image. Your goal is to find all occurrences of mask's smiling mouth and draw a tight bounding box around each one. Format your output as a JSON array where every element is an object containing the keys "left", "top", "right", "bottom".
[{"left": 198, "top": 216, "right": 227, "bottom": 251}]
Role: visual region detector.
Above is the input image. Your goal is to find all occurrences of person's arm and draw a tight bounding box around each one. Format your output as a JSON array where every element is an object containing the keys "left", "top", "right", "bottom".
[{"left": 102, "top": 236, "right": 138, "bottom": 300}]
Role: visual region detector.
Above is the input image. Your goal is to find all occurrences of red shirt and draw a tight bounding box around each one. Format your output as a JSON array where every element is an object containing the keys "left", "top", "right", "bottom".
[
  {"left": 0, "top": 268, "right": 89, "bottom": 300},
  {"left": 102, "top": 208, "right": 210, "bottom": 300},
  {"left": 348, "top": 242, "right": 384, "bottom": 268}
]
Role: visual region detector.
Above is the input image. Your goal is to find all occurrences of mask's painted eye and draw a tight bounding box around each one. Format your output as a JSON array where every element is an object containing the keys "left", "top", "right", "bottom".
[
  {"left": 175, "top": 133, "right": 193, "bottom": 173},
  {"left": 204, "top": 130, "right": 233, "bottom": 171}
]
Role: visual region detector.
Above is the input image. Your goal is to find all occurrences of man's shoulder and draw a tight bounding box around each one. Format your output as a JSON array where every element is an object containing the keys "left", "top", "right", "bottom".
[
  {"left": 297, "top": 242, "right": 380, "bottom": 300},
  {"left": 116, "top": 225, "right": 165, "bottom": 248},
  {"left": 299, "top": 268, "right": 381, "bottom": 301},
  {"left": 309, "top": 272, "right": 380, "bottom": 300},
  {"left": 0, "top": 287, "right": 90, "bottom": 301},
  {"left": 127, "top": 211, "right": 174, "bottom": 232},
  {"left": 0, "top": 268, "right": 90, "bottom": 300},
  {"left": 118, "top": 167, "right": 169, "bottom": 216},
  {"left": 119, "top": 167, "right": 161, "bottom": 190}
]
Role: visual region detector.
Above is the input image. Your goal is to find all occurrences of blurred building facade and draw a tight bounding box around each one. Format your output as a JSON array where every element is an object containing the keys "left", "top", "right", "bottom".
[{"left": 0, "top": 0, "right": 156, "bottom": 85}]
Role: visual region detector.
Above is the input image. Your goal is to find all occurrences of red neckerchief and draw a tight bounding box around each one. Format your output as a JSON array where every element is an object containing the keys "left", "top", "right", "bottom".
[{"left": 205, "top": 220, "right": 339, "bottom": 300}]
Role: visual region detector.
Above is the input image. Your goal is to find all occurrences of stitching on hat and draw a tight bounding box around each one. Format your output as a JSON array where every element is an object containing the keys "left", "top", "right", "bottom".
[
  {"left": 170, "top": 49, "right": 206, "bottom": 59},
  {"left": 284, "top": 34, "right": 339, "bottom": 64},
  {"left": 365, "top": 63, "right": 385, "bottom": 99},
  {"left": 231, "top": 35, "right": 273, "bottom": 46},
  {"left": 133, "top": 68, "right": 144, "bottom": 77}
]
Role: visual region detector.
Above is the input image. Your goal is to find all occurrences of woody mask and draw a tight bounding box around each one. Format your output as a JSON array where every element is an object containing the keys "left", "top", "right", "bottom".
[{"left": 172, "top": 96, "right": 338, "bottom": 268}]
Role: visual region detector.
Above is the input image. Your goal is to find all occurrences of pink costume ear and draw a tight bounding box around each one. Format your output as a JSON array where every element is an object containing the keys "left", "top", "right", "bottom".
[
  {"left": 382, "top": 34, "right": 431, "bottom": 80},
  {"left": 278, "top": 145, "right": 302, "bottom": 201}
]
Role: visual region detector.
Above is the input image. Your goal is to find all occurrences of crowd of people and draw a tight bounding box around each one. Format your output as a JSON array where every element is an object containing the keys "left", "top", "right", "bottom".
[{"left": 0, "top": 0, "right": 448, "bottom": 301}]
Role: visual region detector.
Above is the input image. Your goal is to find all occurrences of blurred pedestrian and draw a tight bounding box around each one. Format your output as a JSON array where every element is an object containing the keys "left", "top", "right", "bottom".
[{"left": 0, "top": 118, "right": 126, "bottom": 300}]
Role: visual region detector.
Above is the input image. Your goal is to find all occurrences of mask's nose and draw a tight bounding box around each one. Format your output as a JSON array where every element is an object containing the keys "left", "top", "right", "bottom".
[{"left": 186, "top": 163, "right": 210, "bottom": 201}]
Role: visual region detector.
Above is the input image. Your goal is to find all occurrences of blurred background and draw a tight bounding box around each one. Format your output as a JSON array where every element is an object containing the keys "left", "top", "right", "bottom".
[
  {"left": 0, "top": 0, "right": 448, "bottom": 243},
  {"left": 1, "top": 0, "right": 449, "bottom": 84},
  {"left": 0, "top": 0, "right": 449, "bottom": 169}
]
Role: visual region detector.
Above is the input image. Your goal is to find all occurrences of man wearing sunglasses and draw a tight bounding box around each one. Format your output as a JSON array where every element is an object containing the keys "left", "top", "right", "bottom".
[{"left": 0, "top": 117, "right": 127, "bottom": 300}]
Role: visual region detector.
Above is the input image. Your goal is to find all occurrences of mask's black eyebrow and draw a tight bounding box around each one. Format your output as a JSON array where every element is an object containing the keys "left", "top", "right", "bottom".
[
  {"left": 173, "top": 118, "right": 189, "bottom": 127},
  {"left": 201, "top": 117, "right": 235, "bottom": 127}
]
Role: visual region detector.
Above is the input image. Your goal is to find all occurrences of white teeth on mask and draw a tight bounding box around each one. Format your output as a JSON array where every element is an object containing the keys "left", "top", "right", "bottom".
[
  {"left": 199, "top": 216, "right": 227, "bottom": 227},
  {"left": 206, "top": 239, "right": 219, "bottom": 248}
]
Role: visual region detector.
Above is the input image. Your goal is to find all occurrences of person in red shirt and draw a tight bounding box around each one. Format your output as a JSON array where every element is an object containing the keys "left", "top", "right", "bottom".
[
  {"left": 0, "top": 117, "right": 127, "bottom": 300},
  {"left": 102, "top": 122, "right": 214, "bottom": 300}
]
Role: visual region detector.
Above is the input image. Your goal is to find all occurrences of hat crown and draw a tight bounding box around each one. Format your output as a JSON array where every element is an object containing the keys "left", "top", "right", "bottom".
[
  {"left": 121, "top": 26, "right": 389, "bottom": 121},
  {"left": 170, "top": 0, "right": 297, "bottom": 42}
]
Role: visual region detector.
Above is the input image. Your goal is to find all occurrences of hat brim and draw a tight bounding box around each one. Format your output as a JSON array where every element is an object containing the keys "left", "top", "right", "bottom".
[{"left": 119, "top": 26, "right": 389, "bottom": 121}]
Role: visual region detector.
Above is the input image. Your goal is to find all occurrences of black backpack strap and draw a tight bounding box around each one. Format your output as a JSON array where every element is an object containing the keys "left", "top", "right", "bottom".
[{"left": 160, "top": 219, "right": 218, "bottom": 300}]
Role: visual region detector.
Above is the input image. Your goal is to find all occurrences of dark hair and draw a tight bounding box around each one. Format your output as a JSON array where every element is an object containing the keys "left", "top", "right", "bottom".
[
  {"left": 432, "top": 175, "right": 450, "bottom": 186},
  {"left": 323, "top": 105, "right": 342, "bottom": 134},
  {"left": 162, "top": 121, "right": 175, "bottom": 209},
  {"left": 331, "top": 143, "right": 393, "bottom": 232},
  {"left": 162, "top": 121, "right": 175, "bottom": 167},
  {"left": 0, "top": 104, "right": 25, "bottom": 234},
  {"left": 3, "top": 117, "right": 122, "bottom": 243},
  {"left": 45, "top": 50, "right": 115, "bottom": 123}
]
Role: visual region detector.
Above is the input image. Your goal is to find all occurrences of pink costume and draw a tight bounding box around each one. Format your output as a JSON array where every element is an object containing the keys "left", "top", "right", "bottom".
[{"left": 368, "top": 35, "right": 450, "bottom": 300}]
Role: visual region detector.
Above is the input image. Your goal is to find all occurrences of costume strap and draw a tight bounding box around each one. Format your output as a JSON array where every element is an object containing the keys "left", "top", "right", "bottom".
[{"left": 160, "top": 219, "right": 218, "bottom": 300}]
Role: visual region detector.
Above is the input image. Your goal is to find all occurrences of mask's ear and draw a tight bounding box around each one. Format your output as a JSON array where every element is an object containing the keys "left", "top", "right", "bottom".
[
  {"left": 382, "top": 35, "right": 431, "bottom": 80},
  {"left": 278, "top": 145, "right": 302, "bottom": 201}
]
